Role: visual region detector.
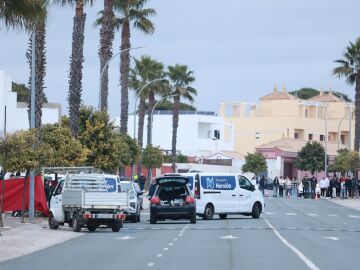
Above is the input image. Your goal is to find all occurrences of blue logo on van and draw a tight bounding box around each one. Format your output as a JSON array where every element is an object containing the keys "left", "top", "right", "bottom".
[
  {"left": 105, "top": 178, "right": 117, "bottom": 192},
  {"left": 187, "top": 176, "right": 194, "bottom": 190},
  {"left": 200, "top": 176, "right": 236, "bottom": 190}
]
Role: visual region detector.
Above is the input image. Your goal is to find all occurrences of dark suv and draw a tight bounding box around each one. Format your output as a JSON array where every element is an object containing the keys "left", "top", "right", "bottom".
[{"left": 150, "top": 176, "right": 196, "bottom": 224}]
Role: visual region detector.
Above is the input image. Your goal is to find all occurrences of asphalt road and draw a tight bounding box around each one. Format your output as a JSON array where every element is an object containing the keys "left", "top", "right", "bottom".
[{"left": 1, "top": 198, "right": 360, "bottom": 270}]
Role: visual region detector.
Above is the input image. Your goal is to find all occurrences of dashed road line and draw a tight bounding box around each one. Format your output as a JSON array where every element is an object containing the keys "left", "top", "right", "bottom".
[
  {"left": 147, "top": 262, "right": 155, "bottom": 267},
  {"left": 286, "top": 212, "right": 297, "bottom": 216}
]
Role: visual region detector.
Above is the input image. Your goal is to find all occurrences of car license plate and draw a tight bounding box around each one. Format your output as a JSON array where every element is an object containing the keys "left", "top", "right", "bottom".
[{"left": 94, "top": 214, "right": 113, "bottom": 219}]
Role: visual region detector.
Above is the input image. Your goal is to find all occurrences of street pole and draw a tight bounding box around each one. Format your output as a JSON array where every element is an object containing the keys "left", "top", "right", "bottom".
[
  {"left": 324, "top": 106, "right": 328, "bottom": 177},
  {"left": 338, "top": 113, "right": 349, "bottom": 152},
  {"left": 98, "top": 46, "right": 144, "bottom": 111},
  {"left": 29, "top": 30, "right": 36, "bottom": 223}
]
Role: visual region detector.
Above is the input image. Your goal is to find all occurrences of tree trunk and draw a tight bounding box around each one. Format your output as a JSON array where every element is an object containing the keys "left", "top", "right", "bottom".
[
  {"left": 21, "top": 170, "right": 29, "bottom": 223},
  {"left": 26, "top": 19, "right": 46, "bottom": 129},
  {"left": 99, "top": 0, "right": 114, "bottom": 112},
  {"left": 120, "top": 20, "right": 131, "bottom": 134},
  {"left": 171, "top": 93, "right": 180, "bottom": 172},
  {"left": 68, "top": 2, "right": 86, "bottom": 137},
  {"left": 147, "top": 90, "right": 155, "bottom": 145},
  {"left": 137, "top": 96, "right": 146, "bottom": 176}
]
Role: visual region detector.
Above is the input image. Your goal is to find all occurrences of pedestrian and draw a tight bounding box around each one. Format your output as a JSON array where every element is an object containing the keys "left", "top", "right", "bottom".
[
  {"left": 291, "top": 177, "right": 298, "bottom": 198},
  {"left": 310, "top": 176, "right": 317, "bottom": 199},
  {"left": 320, "top": 177, "right": 326, "bottom": 199},
  {"left": 325, "top": 175, "right": 330, "bottom": 198},
  {"left": 279, "top": 176, "right": 285, "bottom": 197},
  {"left": 273, "top": 176, "right": 279, "bottom": 197},
  {"left": 302, "top": 175, "right": 310, "bottom": 199},
  {"left": 259, "top": 176, "right": 266, "bottom": 195},
  {"left": 336, "top": 176, "right": 342, "bottom": 198},
  {"left": 340, "top": 180, "right": 346, "bottom": 200},
  {"left": 138, "top": 174, "right": 146, "bottom": 191},
  {"left": 357, "top": 178, "right": 360, "bottom": 199},
  {"left": 330, "top": 176, "right": 337, "bottom": 198},
  {"left": 285, "top": 177, "right": 292, "bottom": 197},
  {"left": 345, "top": 177, "right": 352, "bottom": 198}
]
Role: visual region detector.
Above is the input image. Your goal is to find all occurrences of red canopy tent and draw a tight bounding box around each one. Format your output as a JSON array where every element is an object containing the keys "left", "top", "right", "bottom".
[{"left": 1, "top": 176, "right": 49, "bottom": 216}]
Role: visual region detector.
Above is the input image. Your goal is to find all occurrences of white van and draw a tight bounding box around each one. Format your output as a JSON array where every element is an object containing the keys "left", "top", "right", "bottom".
[{"left": 177, "top": 173, "right": 264, "bottom": 220}]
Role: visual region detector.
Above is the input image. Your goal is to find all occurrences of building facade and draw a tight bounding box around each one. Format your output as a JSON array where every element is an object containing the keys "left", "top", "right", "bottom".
[
  {"left": 219, "top": 84, "right": 354, "bottom": 156},
  {"left": 0, "top": 70, "right": 61, "bottom": 134}
]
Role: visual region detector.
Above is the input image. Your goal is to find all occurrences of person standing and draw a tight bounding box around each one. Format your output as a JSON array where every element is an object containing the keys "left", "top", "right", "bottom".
[
  {"left": 279, "top": 176, "right": 285, "bottom": 197},
  {"left": 291, "top": 177, "right": 298, "bottom": 198},
  {"left": 340, "top": 178, "right": 346, "bottom": 199},
  {"left": 310, "top": 176, "right": 317, "bottom": 199},
  {"left": 345, "top": 177, "right": 352, "bottom": 198},
  {"left": 330, "top": 176, "right": 337, "bottom": 198},
  {"left": 320, "top": 177, "right": 326, "bottom": 199},
  {"left": 273, "top": 176, "right": 279, "bottom": 197},
  {"left": 285, "top": 177, "right": 292, "bottom": 198},
  {"left": 138, "top": 174, "right": 146, "bottom": 191},
  {"left": 302, "top": 176, "right": 309, "bottom": 199},
  {"left": 325, "top": 175, "right": 330, "bottom": 198},
  {"left": 259, "top": 176, "right": 266, "bottom": 195}
]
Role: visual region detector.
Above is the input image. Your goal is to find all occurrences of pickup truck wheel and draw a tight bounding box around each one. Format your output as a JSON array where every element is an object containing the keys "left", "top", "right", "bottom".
[
  {"left": 251, "top": 203, "right": 260, "bottom": 219},
  {"left": 112, "top": 220, "right": 122, "bottom": 232},
  {"left": 87, "top": 225, "right": 97, "bottom": 232},
  {"left": 72, "top": 213, "right": 82, "bottom": 232},
  {"left": 190, "top": 215, "right": 196, "bottom": 224},
  {"left": 203, "top": 204, "right": 214, "bottom": 220},
  {"left": 48, "top": 213, "right": 59, "bottom": 230},
  {"left": 219, "top": 214, "right": 227, "bottom": 219}
]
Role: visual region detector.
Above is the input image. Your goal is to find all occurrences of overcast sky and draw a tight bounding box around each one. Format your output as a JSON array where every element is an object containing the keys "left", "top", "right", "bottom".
[{"left": 1, "top": 0, "right": 360, "bottom": 118}]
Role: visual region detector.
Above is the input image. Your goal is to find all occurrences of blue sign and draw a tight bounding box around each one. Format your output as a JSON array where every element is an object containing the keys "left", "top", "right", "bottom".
[
  {"left": 187, "top": 176, "right": 194, "bottom": 191},
  {"left": 105, "top": 178, "right": 117, "bottom": 192},
  {"left": 200, "top": 176, "right": 236, "bottom": 190}
]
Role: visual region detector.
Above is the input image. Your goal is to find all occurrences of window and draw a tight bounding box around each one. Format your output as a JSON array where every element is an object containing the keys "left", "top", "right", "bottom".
[
  {"left": 214, "top": 130, "right": 220, "bottom": 140},
  {"left": 320, "top": 135, "right": 325, "bottom": 141},
  {"left": 54, "top": 180, "right": 64, "bottom": 196},
  {"left": 341, "top": 135, "right": 345, "bottom": 144},
  {"left": 308, "top": 134, "right": 313, "bottom": 140},
  {"left": 238, "top": 176, "right": 253, "bottom": 191},
  {"left": 294, "top": 133, "right": 299, "bottom": 139},
  {"left": 305, "top": 109, "right": 308, "bottom": 118}
]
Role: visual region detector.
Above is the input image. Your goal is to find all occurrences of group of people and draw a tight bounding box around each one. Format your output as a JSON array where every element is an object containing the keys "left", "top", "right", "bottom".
[{"left": 258, "top": 174, "right": 360, "bottom": 199}]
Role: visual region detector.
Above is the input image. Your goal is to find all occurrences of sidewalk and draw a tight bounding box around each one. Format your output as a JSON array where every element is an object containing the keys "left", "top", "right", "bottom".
[
  {"left": 329, "top": 198, "right": 360, "bottom": 212},
  {"left": 0, "top": 214, "right": 83, "bottom": 263}
]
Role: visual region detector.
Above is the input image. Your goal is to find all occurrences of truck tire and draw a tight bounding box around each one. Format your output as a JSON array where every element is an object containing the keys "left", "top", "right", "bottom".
[
  {"left": 190, "top": 215, "right": 197, "bottom": 224},
  {"left": 48, "top": 213, "right": 59, "bottom": 230},
  {"left": 72, "top": 213, "right": 82, "bottom": 232},
  {"left": 112, "top": 220, "right": 122, "bottom": 232},
  {"left": 87, "top": 225, "right": 97, "bottom": 232},
  {"left": 219, "top": 214, "right": 227, "bottom": 219},
  {"left": 203, "top": 204, "right": 214, "bottom": 220},
  {"left": 251, "top": 203, "right": 260, "bottom": 219}
]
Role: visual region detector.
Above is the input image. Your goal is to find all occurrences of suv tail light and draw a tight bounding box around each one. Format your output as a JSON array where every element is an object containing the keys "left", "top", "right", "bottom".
[
  {"left": 185, "top": 196, "right": 195, "bottom": 204},
  {"left": 150, "top": 196, "right": 160, "bottom": 205}
]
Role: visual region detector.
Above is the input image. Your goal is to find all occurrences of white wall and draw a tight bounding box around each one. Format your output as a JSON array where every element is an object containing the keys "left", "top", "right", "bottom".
[
  {"left": 0, "top": 70, "right": 61, "bottom": 133},
  {"left": 116, "top": 113, "right": 234, "bottom": 157}
]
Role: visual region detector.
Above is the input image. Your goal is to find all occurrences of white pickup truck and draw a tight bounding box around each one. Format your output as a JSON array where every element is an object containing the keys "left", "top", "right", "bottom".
[{"left": 48, "top": 174, "right": 128, "bottom": 232}]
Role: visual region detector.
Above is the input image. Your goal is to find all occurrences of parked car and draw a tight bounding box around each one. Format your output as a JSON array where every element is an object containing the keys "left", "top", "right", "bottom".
[
  {"left": 150, "top": 176, "right": 196, "bottom": 224},
  {"left": 120, "top": 181, "right": 143, "bottom": 222}
]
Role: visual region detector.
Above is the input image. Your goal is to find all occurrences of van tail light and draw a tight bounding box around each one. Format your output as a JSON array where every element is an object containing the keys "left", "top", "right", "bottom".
[
  {"left": 150, "top": 196, "right": 160, "bottom": 205},
  {"left": 185, "top": 196, "right": 195, "bottom": 204},
  {"left": 83, "top": 213, "right": 92, "bottom": 219}
]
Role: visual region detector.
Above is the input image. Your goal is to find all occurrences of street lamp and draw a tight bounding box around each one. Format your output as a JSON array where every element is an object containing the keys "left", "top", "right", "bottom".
[
  {"left": 98, "top": 46, "right": 145, "bottom": 110},
  {"left": 132, "top": 79, "right": 165, "bottom": 140}
]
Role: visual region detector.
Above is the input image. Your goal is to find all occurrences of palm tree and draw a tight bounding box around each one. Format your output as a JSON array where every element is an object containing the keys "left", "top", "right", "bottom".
[
  {"left": 112, "top": 0, "right": 155, "bottom": 134},
  {"left": 61, "top": 0, "right": 92, "bottom": 137},
  {"left": 96, "top": 0, "right": 115, "bottom": 112},
  {"left": 129, "top": 56, "right": 165, "bottom": 175},
  {"left": 0, "top": 0, "right": 44, "bottom": 30},
  {"left": 25, "top": 0, "right": 48, "bottom": 129},
  {"left": 166, "top": 64, "right": 197, "bottom": 172},
  {"left": 333, "top": 37, "right": 360, "bottom": 151}
]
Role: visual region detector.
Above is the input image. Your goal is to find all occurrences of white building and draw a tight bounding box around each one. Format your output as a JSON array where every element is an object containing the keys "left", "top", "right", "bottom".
[
  {"left": 114, "top": 111, "right": 235, "bottom": 158},
  {"left": 0, "top": 70, "right": 61, "bottom": 133}
]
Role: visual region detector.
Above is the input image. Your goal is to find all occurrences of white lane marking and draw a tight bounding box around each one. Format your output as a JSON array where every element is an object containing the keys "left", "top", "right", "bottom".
[
  {"left": 220, "top": 235, "right": 239, "bottom": 239},
  {"left": 147, "top": 262, "right": 155, "bottom": 267},
  {"left": 264, "top": 212, "right": 274, "bottom": 215},
  {"left": 142, "top": 213, "right": 150, "bottom": 215},
  {"left": 286, "top": 212, "right": 297, "bottom": 216},
  {"left": 156, "top": 254, "right": 163, "bottom": 258},
  {"left": 116, "top": 236, "right": 135, "bottom": 240},
  {"left": 136, "top": 228, "right": 145, "bottom": 230},
  {"left": 174, "top": 238, "right": 178, "bottom": 241},
  {"left": 163, "top": 247, "right": 168, "bottom": 251},
  {"left": 168, "top": 243, "right": 173, "bottom": 246},
  {"left": 323, "top": 237, "right": 339, "bottom": 241},
  {"left": 178, "top": 234, "right": 183, "bottom": 237},
  {"left": 307, "top": 213, "right": 318, "bottom": 217},
  {"left": 265, "top": 218, "right": 320, "bottom": 270},
  {"left": 348, "top": 215, "right": 360, "bottom": 218},
  {"left": 327, "top": 214, "right": 338, "bottom": 217}
]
